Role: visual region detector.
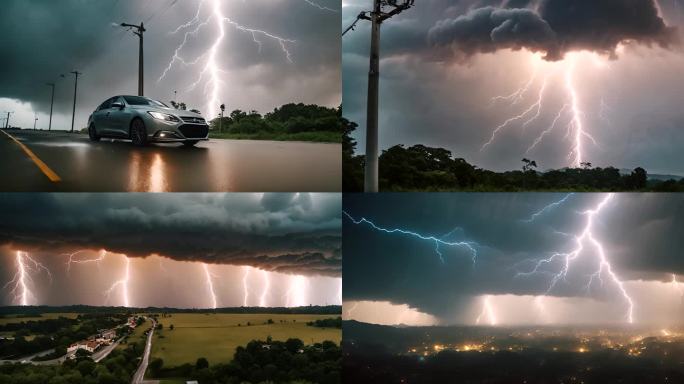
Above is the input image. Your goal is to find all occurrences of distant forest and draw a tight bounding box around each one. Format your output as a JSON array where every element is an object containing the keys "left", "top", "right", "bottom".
[{"left": 343, "top": 118, "right": 684, "bottom": 192}]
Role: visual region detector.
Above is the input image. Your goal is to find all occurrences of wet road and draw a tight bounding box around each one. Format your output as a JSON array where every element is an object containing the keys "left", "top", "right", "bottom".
[{"left": 0, "top": 129, "right": 341, "bottom": 192}]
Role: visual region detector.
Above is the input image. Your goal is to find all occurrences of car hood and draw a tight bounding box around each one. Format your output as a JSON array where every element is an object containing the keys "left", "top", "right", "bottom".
[{"left": 131, "top": 105, "right": 205, "bottom": 118}]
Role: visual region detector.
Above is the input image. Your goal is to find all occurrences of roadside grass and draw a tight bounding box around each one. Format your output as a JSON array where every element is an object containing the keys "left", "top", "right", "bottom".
[
  {"left": 150, "top": 313, "right": 341, "bottom": 367},
  {"left": 208, "top": 131, "right": 341, "bottom": 143},
  {"left": 116, "top": 320, "right": 148, "bottom": 351}
]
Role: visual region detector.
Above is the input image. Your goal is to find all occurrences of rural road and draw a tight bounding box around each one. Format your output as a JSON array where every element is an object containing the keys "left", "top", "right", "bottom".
[
  {"left": 132, "top": 319, "right": 156, "bottom": 384},
  {"left": 0, "top": 129, "right": 341, "bottom": 192}
]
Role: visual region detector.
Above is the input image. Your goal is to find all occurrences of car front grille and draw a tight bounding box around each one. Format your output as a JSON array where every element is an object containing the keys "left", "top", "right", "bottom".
[
  {"left": 179, "top": 124, "right": 209, "bottom": 139},
  {"left": 180, "top": 116, "right": 207, "bottom": 124}
]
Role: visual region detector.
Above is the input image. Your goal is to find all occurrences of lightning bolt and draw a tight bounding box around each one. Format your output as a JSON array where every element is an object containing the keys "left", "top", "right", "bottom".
[
  {"left": 159, "top": 0, "right": 296, "bottom": 116},
  {"left": 242, "top": 266, "right": 251, "bottom": 307},
  {"left": 483, "top": 53, "right": 604, "bottom": 168},
  {"left": 516, "top": 194, "right": 635, "bottom": 323},
  {"left": 521, "top": 193, "right": 574, "bottom": 223},
  {"left": 343, "top": 211, "right": 479, "bottom": 264},
  {"left": 302, "top": 0, "right": 339, "bottom": 12},
  {"left": 3, "top": 251, "right": 52, "bottom": 306},
  {"left": 104, "top": 255, "right": 131, "bottom": 307},
  {"left": 673, "top": 274, "right": 683, "bottom": 302},
  {"left": 535, "top": 296, "right": 551, "bottom": 324},
  {"left": 475, "top": 295, "right": 497, "bottom": 326},
  {"left": 202, "top": 263, "right": 218, "bottom": 309},
  {"left": 65, "top": 249, "right": 107, "bottom": 272},
  {"left": 285, "top": 275, "right": 308, "bottom": 307},
  {"left": 259, "top": 269, "right": 270, "bottom": 307}
]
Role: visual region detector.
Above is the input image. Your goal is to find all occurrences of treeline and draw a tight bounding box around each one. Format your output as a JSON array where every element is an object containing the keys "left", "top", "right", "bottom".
[
  {"left": 0, "top": 340, "right": 145, "bottom": 384},
  {"left": 0, "top": 305, "right": 342, "bottom": 316},
  {"left": 208, "top": 103, "right": 342, "bottom": 142},
  {"left": 0, "top": 314, "right": 128, "bottom": 360},
  {"left": 151, "top": 338, "right": 340, "bottom": 384},
  {"left": 307, "top": 317, "right": 342, "bottom": 329},
  {"left": 342, "top": 118, "right": 684, "bottom": 191}
]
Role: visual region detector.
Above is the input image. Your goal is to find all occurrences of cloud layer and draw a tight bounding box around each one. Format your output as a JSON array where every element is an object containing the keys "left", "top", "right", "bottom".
[
  {"left": 429, "top": 0, "right": 677, "bottom": 61},
  {"left": 0, "top": 193, "right": 341, "bottom": 277}
]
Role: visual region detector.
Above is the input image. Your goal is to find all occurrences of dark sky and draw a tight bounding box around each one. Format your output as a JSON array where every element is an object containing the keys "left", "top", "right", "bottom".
[
  {"left": 0, "top": 193, "right": 342, "bottom": 308},
  {"left": 343, "top": 193, "right": 684, "bottom": 325},
  {"left": 0, "top": 0, "right": 340, "bottom": 129},
  {"left": 342, "top": 0, "right": 684, "bottom": 174}
]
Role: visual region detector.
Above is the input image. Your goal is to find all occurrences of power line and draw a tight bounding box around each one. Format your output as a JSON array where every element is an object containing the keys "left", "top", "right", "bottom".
[{"left": 342, "top": 12, "right": 368, "bottom": 36}]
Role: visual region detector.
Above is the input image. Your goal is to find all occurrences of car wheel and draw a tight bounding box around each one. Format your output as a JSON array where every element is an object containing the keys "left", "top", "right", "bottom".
[
  {"left": 88, "top": 124, "right": 100, "bottom": 142},
  {"left": 130, "top": 119, "right": 148, "bottom": 147},
  {"left": 182, "top": 140, "right": 199, "bottom": 147}
]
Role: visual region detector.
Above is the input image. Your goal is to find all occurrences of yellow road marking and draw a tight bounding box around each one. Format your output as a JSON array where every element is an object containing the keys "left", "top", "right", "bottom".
[{"left": 1, "top": 130, "right": 61, "bottom": 182}]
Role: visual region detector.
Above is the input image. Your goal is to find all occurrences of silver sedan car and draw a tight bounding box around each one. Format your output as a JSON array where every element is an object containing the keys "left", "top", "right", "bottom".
[{"left": 87, "top": 95, "right": 210, "bottom": 147}]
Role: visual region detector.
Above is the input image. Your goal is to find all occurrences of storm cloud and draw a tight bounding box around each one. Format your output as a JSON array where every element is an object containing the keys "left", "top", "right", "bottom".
[
  {"left": 0, "top": 0, "right": 340, "bottom": 129},
  {"left": 428, "top": 0, "right": 677, "bottom": 61},
  {"left": 343, "top": 0, "right": 684, "bottom": 174},
  {"left": 0, "top": 193, "right": 341, "bottom": 277},
  {"left": 343, "top": 193, "right": 684, "bottom": 319}
]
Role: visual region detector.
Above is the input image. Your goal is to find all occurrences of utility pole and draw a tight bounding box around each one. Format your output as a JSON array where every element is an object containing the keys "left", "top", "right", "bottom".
[
  {"left": 46, "top": 83, "right": 55, "bottom": 131},
  {"left": 4, "top": 112, "right": 13, "bottom": 129},
  {"left": 46, "top": 74, "right": 65, "bottom": 132},
  {"left": 219, "top": 104, "right": 225, "bottom": 133},
  {"left": 354, "top": 0, "right": 414, "bottom": 192},
  {"left": 70, "top": 70, "right": 82, "bottom": 133},
  {"left": 120, "top": 22, "right": 146, "bottom": 96}
]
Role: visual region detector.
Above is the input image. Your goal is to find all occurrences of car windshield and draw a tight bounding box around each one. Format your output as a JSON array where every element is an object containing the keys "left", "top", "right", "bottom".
[{"left": 123, "top": 96, "right": 168, "bottom": 108}]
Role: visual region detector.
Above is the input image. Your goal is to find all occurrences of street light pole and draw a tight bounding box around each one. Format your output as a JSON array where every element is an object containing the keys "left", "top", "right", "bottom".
[
  {"left": 70, "top": 70, "right": 82, "bottom": 133},
  {"left": 120, "top": 22, "right": 146, "bottom": 96}
]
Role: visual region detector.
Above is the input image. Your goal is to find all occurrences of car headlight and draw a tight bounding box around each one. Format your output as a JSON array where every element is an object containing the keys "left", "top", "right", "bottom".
[{"left": 147, "top": 111, "right": 180, "bottom": 123}]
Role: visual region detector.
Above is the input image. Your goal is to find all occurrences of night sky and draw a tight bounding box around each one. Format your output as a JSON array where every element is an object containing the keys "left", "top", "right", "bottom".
[
  {"left": 0, "top": 193, "right": 342, "bottom": 308},
  {"left": 343, "top": 0, "right": 684, "bottom": 174},
  {"left": 0, "top": 0, "right": 340, "bottom": 130},
  {"left": 343, "top": 193, "right": 684, "bottom": 325}
]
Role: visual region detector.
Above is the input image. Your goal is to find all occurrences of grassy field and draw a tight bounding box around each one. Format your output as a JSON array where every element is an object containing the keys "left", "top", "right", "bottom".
[
  {"left": 150, "top": 313, "right": 341, "bottom": 367},
  {"left": 0, "top": 313, "right": 79, "bottom": 326}
]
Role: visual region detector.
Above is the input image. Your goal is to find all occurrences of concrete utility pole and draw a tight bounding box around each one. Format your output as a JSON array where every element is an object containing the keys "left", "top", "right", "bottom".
[
  {"left": 355, "top": 0, "right": 414, "bottom": 192},
  {"left": 120, "top": 22, "right": 146, "bottom": 96},
  {"left": 70, "top": 71, "right": 82, "bottom": 133},
  {"left": 46, "top": 83, "right": 55, "bottom": 131}
]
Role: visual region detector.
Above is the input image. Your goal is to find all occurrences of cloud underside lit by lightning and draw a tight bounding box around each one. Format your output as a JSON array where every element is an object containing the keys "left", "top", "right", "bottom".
[
  {"left": 516, "top": 194, "right": 635, "bottom": 324},
  {"left": 343, "top": 211, "right": 478, "bottom": 264},
  {"left": 159, "top": 0, "right": 297, "bottom": 117},
  {"left": 484, "top": 53, "right": 602, "bottom": 167}
]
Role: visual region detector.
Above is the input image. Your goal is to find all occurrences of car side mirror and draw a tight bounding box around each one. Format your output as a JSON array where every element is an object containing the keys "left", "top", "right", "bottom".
[{"left": 111, "top": 102, "right": 125, "bottom": 110}]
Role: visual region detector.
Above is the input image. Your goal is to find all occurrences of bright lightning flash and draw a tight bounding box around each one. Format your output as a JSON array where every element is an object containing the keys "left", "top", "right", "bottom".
[
  {"left": 343, "top": 211, "right": 479, "bottom": 264},
  {"left": 475, "top": 295, "right": 497, "bottom": 326},
  {"left": 159, "top": 0, "right": 297, "bottom": 116},
  {"left": 65, "top": 249, "right": 107, "bottom": 272},
  {"left": 517, "top": 194, "right": 635, "bottom": 323},
  {"left": 259, "top": 269, "right": 271, "bottom": 307},
  {"left": 3, "top": 251, "right": 52, "bottom": 306},
  {"left": 484, "top": 52, "right": 604, "bottom": 167},
  {"left": 104, "top": 255, "right": 131, "bottom": 307},
  {"left": 202, "top": 263, "right": 218, "bottom": 309},
  {"left": 242, "top": 266, "right": 251, "bottom": 307}
]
